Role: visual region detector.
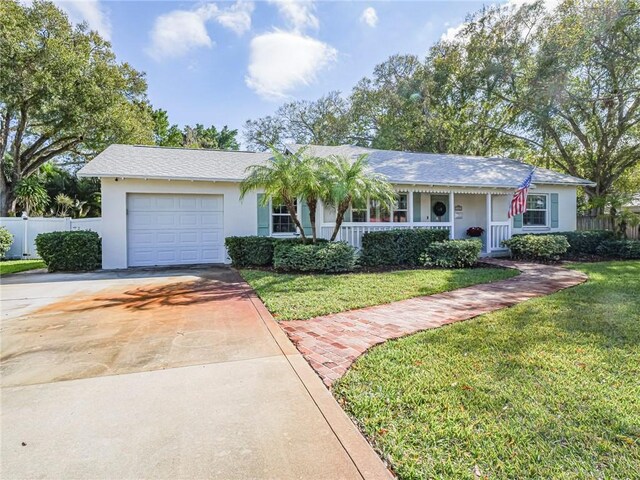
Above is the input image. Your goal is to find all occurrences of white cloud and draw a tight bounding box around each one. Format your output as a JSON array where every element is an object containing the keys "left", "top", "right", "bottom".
[
  {"left": 268, "top": 0, "right": 319, "bottom": 31},
  {"left": 246, "top": 30, "right": 337, "bottom": 99},
  {"left": 147, "top": 4, "right": 218, "bottom": 60},
  {"left": 360, "top": 7, "right": 378, "bottom": 28},
  {"left": 440, "top": 23, "right": 466, "bottom": 42},
  {"left": 147, "top": 2, "right": 254, "bottom": 60},
  {"left": 439, "top": 0, "right": 560, "bottom": 43},
  {"left": 216, "top": 0, "right": 254, "bottom": 36},
  {"left": 51, "top": 0, "right": 112, "bottom": 40}
]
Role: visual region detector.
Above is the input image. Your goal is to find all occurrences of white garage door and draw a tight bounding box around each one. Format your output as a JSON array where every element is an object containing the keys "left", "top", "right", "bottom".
[{"left": 127, "top": 194, "right": 224, "bottom": 267}]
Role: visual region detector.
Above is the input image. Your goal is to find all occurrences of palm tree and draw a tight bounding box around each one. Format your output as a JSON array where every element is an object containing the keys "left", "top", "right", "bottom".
[
  {"left": 297, "top": 155, "right": 331, "bottom": 243},
  {"left": 240, "top": 146, "right": 308, "bottom": 242},
  {"left": 15, "top": 176, "right": 49, "bottom": 215},
  {"left": 324, "top": 154, "right": 396, "bottom": 241}
]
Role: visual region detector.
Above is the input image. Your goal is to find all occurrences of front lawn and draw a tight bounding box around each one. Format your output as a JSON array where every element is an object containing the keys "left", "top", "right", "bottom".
[
  {"left": 333, "top": 261, "right": 640, "bottom": 480},
  {"left": 0, "top": 259, "right": 46, "bottom": 275},
  {"left": 241, "top": 267, "right": 517, "bottom": 320}
]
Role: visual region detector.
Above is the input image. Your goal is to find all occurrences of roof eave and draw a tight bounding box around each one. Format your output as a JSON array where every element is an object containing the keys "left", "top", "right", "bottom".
[{"left": 76, "top": 172, "right": 244, "bottom": 183}]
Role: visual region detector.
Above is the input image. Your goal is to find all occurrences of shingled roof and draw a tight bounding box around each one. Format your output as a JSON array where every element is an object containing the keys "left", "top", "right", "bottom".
[
  {"left": 286, "top": 144, "right": 594, "bottom": 188},
  {"left": 78, "top": 144, "right": 271, "bottom": 182},
  {"left": 78, "top": 143, "right": 594, "bottom": 188}
]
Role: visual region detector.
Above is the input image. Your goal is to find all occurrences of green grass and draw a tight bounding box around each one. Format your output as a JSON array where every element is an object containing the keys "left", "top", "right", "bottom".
[
  {"left": 333, "top": 261, "right": 640, "bottom": 480},
  {"left": 0, "top": 259, "right": 46, "bottom": 275},
  {"left": 241, "top": 267, "right": 518, "bottom": 320}
]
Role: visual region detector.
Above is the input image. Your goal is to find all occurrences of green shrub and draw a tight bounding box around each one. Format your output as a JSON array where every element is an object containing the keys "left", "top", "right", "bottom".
[
  {"left": 273, "top": 241, "right": 356, "bottom": 273},
  {"left": 421, "top": 239, "right": 482, "bottom": 268},
  {"left": 224, "top": 236, "right": 329, "bottom": 267},
  {"left": 360, "top": 228, "right": 450, "bottom": 266},
  {"left": 596, "top": 240, "right": 640, "bottom": 259},
  {"left": 0, "top": 226, "right": 13, "bottom": 259},
  {"left": 502, "top": 234, "right": 569, "bottom": 262},
  {"left": 35, "top": 230, "right": 101, "bottom": 272},
  {"left": 225, "top": 236, "right": 275, "bottom": 267},
  {"left": 548, "top": 230, "right": 615, "bottom": 255}
]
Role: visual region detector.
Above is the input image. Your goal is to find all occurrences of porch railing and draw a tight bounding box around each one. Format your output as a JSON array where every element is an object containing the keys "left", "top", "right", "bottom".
[
  {"left": 320, "top": 223, "right": 453, "bottom": 250},
  {"left": 489, "top": 222, "right": 511, "bottom": 252}
]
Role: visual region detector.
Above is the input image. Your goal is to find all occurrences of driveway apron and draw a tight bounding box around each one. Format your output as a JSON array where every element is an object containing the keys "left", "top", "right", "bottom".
[{"left": 1, "top": 267, "right": 391, "bottom": 480}]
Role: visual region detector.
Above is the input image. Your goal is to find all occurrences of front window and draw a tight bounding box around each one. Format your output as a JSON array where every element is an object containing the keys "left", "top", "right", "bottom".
[
  {"left": 393, "top": 194, "right": 408, "bottom": 223},
  {"left": 351, "top": 198, "right": 367, "bottom": 222},
  {"left": 369, "top": 199, "right": 390, "bottom": 222},
  {"left": 523, "top": 194, "right": 547, "bottom": 226},
  {"left": 272, "top": 200, "right": 297, "bottom": 233}
]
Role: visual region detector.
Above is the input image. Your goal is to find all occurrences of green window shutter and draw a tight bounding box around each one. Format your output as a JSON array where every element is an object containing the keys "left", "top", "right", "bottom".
[
  {"left": 257, "top": 194, "right": 270, "bottom": 236},
  {"left": 300, "top": 201, "right": 313, "bottom": 236},
  {"left": 550, "top": 193, "right": 559, "bottom": 228},
  {"left": 513, "top": 214, "right": 523, "bottom": 229},
  {"left": 413, "top": 192, "right": 421, "bottom": 222}
]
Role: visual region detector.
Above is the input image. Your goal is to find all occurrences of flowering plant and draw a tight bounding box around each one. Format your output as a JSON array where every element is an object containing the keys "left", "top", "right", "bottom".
[{"left": 466, "top": 226, "right": 484, "bottom": 237}]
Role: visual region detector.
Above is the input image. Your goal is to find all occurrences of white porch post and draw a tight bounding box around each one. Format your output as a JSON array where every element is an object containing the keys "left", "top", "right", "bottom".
[
  {"left": 485, "top": 193, "right": 492, "bottom": 253},
  {"left": 408, "top": 189, "right": 414, "bottom": 225},
  {"left": 449, "top": 191, "right": 455, "bottom": 239}
]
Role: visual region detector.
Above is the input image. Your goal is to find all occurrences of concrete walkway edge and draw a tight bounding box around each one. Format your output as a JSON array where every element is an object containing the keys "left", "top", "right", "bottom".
[{"left": 247, "top": 292, "right": 394, "bottom": 480}]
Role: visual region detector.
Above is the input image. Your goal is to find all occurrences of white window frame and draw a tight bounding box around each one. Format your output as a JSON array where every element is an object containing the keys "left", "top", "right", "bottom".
[
  {"left": 393, "top": 193, "right": 409, "bottom": 223},
  {"left": 343, "top": 195, "right": 408, "bottom": 224},
  {"left": 270, "top": 199, "right": 299, "bottom": 236},
  {"left": 522, "top": 193, "right": 549, "bottom": 228}
]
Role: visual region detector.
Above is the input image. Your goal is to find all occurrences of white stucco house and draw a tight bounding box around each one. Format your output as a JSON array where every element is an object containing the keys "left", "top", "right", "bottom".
[{"left": 78, "top": 144, "right": 594, "bottom": 269}]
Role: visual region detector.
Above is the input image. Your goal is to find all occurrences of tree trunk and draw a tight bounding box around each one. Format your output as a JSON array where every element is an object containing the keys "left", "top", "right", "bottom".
[
  {"left": 285, "top": 199, "right": 306, "bottom": 242},
  {"left": 330, "top": 199, "right": 351, "bottom": 241},
  {"left": 306, "top": 197, "right": 318, "bottom": 244},
  {"left": 0, "top": 174, "right": 16, "bottom": 217}
]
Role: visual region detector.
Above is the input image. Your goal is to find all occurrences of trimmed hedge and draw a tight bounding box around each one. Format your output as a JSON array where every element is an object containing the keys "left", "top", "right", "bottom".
[
  {"left": 224, "top": 236, "right": 329, "bottom": 267},
  {"left": 596, "top": 240, "right": 640, "bottom": 259},
  {"left": 421, "top": 239, "right": 482, "bottom": 268},
  {"left": 225, "top": 236, "right": 275, "bottom": 267},
  {"left": 35, "top": 230, "right": 101, "bottom": 272},
  {"left": 503, "top": 234, "right": 569, "bottom": 262},
  {"left": 360, "top": 228, "right": 450, "bottom": 267},
  {"left": 548, "top": 230, "right": 615, "bottom": 255},
  {"left": 0, "top": 226, "right": 13, "bottom": 259},
  {"left": 273, "top": 241, "right": 356, "bottom": 273}
]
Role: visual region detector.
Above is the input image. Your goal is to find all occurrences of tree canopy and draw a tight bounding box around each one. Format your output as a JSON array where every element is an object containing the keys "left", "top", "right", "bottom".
[
  {"left": 244, "top": 0, "right": 640, "bottom": 210},
  {"left": 0, "top": 0, "right": 155, "bottom": 215},
  {"left": 153, "top": 109, "right": 240, "bottom": 150}
]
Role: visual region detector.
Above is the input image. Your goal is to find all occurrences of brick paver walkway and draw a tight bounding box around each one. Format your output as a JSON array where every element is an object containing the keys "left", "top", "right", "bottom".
[{"left": 280, "top": 259, "right": 587, "bottom": 386}]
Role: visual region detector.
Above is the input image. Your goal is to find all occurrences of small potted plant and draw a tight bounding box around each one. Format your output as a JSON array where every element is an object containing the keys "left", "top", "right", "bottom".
[{"left": 466, "top": 226, "right": 484, "bottom": 238}]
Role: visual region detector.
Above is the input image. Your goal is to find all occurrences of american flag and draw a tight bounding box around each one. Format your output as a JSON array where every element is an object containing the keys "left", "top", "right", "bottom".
[{"left": 508, "top": 168, "right": 535, "bottom": 218}]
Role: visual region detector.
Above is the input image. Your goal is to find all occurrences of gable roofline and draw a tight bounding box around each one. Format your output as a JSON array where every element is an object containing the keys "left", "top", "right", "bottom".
[
  {"left": 78, "top": 143, "right": 596, "bottom": 188},
  {"left": 286, "top": 143, "right": 596, "bottom": 188}
]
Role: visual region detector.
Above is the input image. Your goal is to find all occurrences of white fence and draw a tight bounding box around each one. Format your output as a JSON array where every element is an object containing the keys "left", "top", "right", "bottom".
[
  {"left": 0, "top": 217, "right": 102, "bottom": 259},
  {"left": 319, "top": 223, "right": 453, "bottom": 250},
  {"left": 489, "top": 222, "right": 512, "bottom": 252}
]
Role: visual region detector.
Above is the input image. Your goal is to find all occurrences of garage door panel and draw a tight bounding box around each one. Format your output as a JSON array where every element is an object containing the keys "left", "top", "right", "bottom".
[
  {"left": 179, "top": 214, "right": 199, "bottom": 227},
  {"left": 201, "top": 231, "right": 222, "bottom": 243},
  {"left": 157, "top": 249, "right": 178, "bottom": 263},
  {"left": 157, "top": 232, "right": 178, "bottom": 244},
  {"left": 127, "top": 194, "right": 224, "bottom": 267},
  {"left": 201, "top": 212, "right": 223, "bottom": 226},
  {"left": 201, "top": 247, "right": 223, "bottom": 262},
  {"left": 178, "top": 231, "right": 198, "bottom": 243},
  {"left": 200, "top": 196, "right": 223, "bottom": 210}
]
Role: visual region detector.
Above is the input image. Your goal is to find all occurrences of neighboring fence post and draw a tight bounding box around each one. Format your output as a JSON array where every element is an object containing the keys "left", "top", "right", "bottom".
[{"left": 22, "top": 213, "right": 29, "bottom": 257}]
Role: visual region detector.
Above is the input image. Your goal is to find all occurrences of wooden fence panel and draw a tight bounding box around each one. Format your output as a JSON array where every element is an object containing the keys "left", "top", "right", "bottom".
[{"left": 577, "top": 215, "right": 639, "bottom": 240}]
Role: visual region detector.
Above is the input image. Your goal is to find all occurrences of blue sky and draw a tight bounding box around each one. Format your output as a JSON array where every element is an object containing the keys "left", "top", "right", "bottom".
[{"left": 55, "top": 1, "right": 513, "bottom": 138}]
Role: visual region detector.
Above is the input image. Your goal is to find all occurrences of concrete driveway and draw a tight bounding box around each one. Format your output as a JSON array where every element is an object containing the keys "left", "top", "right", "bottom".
[{"left": 1, "top": 267, "right": 391, "bottom": 480}]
